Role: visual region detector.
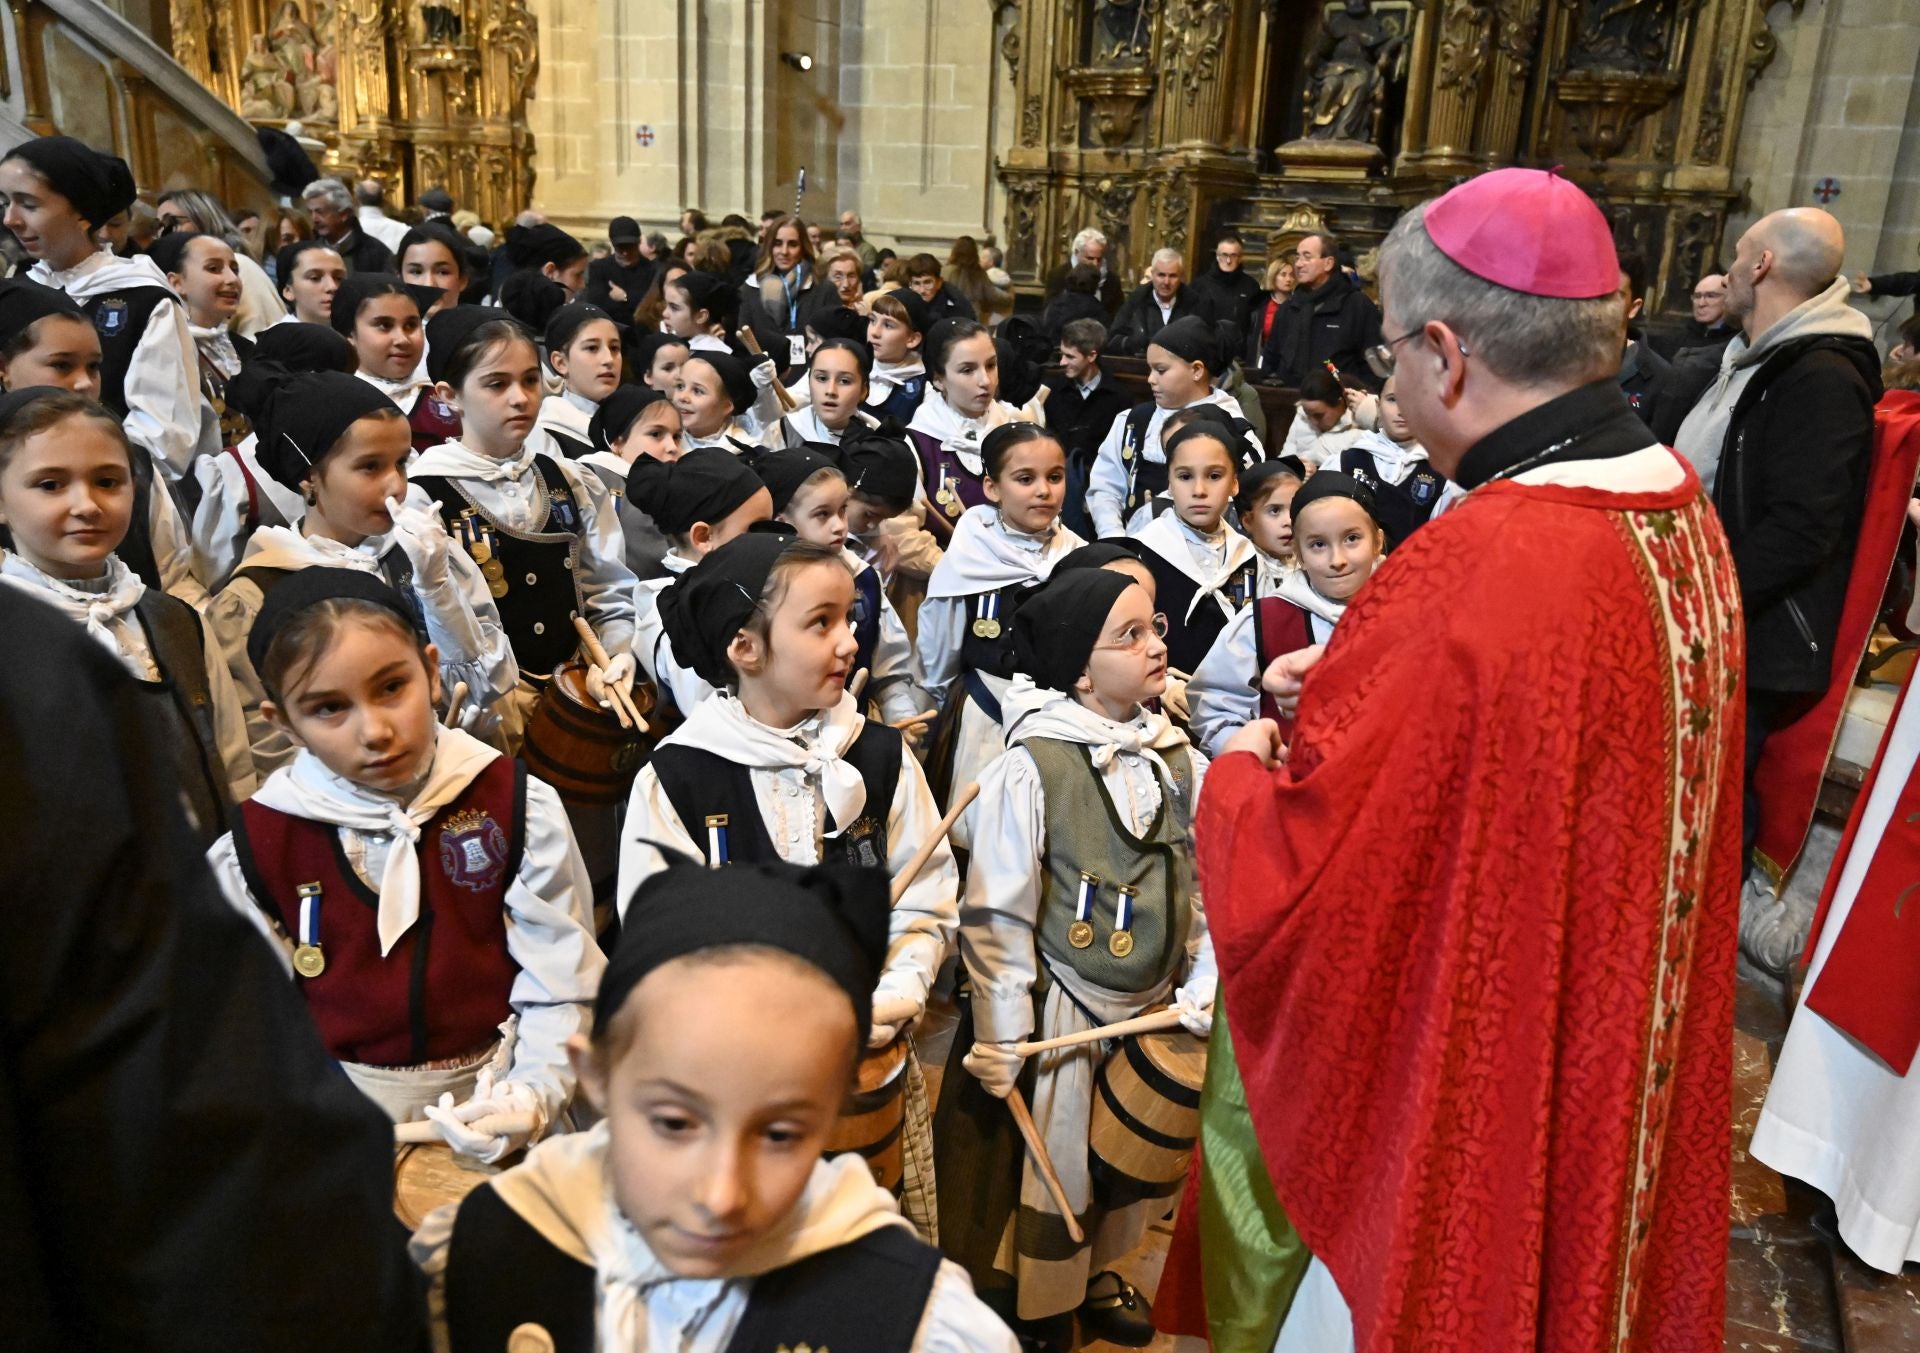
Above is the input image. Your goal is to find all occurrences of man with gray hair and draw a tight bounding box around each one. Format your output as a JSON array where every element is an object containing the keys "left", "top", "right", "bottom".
[
  {"left": 1044, "top": 226, "right": 1122, "bottom": 317},
  {"left": 1107, "top": 247, "right": 1216, "bottom": 354},
  {"left": 299, "top": 176, "right": 392, "bottom": 273},
  {"left": 1160, "top": 168, "right": 1742, "bottom": 1353}
]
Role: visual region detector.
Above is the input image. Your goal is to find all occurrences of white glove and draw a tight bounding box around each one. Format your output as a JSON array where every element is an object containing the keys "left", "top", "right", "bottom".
[
  {"left": 1173, "top": 976, "right": 1217, "bottom": 1039},
  {"left": 963, "top": 1040, "right": 1025, "bottom": 1099},
  {"left": 385, "top": 496, "right": 452, "bottom": 588},
  {"left": 1161, "top": 674, "right": 1191, "bottom": 724},
  {"left": 749, "top": 357, "right": 778, "bottom": 389},
  {"left": 868, "top": 993, "right": 923, "bottom": 1049},
  {"left": 584, "top": 651, "right": 636, "bottom": 711},
  {"left": 422, "top": 1069, "right": 546, "bottom": 1164}
]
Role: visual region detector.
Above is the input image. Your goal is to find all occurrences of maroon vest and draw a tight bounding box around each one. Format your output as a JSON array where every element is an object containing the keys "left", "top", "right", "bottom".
[
  {"left": 408, "top": 389, "right": 464, "bottom": 453},
  {"left": 1253, "top": 596, "right": 1313, "bottom": 741},
  {"left": 908, "top": 428, "right": 989, "bottom": 529},
  {"left": 231, "top": 757, "right": 526, "bottom": 1067}
]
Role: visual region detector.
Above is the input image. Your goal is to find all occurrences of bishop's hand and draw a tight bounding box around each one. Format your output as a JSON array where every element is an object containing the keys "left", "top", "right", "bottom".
[{"left": 1260, "top": 644, "right": 1325, "bottom": 720}]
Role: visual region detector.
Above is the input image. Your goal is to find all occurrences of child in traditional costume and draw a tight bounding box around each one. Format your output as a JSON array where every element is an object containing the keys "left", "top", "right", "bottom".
[
  {"left": 1126, "top": 421, "right": 1258, "bottom": 678},
  {"left": 532, "top": 300, "right": 624, "bottom": 459}
]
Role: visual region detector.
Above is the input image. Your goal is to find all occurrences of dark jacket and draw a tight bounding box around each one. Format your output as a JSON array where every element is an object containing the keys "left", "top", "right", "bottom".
[
  {"left": 737, "top": 268, "right": 833, "bottom": 358},
  {"left": 585, "top": 253, "right": 655, "bottom": 326},
  {"left": 1618, "top": 338, "right": 1671, "bottom": 429},
  {"left": 1041, "top": 289, "right": 1110, "bottom": 343},
  {"left": 1043, "top": 369, "right": 1131, "bottom": 465},
  {"left": 1247, "top": 294, "right": 1288, "bottom": 365},
  {"left": 1711, "top": 334, "right": 1883, "bottom": 693},
  {"left": 920, "top": 284, "right": 977, "bottom": 325},
  {"left": 1044, "top": 262, "right": 1124, "bottom": 318},
  {"left": 1106, "top": 283, "right": 1218, "bottom": 356},
  {"left": 1650, "top": 317, "right": 1737, "bottom": 361},
  {"left": 1259, "top": 269, "right": 1382, "bottom": 389},
  {"left": 330, "top": 225, "right": 393, "bottom": 275},
  {"left": 1190, "top": 264, "right": 1263, "bottom": 339}
]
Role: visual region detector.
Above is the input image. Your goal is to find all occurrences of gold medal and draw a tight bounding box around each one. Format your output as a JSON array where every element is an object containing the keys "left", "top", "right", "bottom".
[
  {"left": 292, "top": 944, "right": 326, "bottom": 978},
  {"left": 488, "top": 576, "right": 510, "bottom": 599},
  {"left": 1108, "top": 930, "right": 1134, "bottom": 958},
  {"left": 1068, "top": 920, "right": 1094, "bottom": 949},
  {"left": 480, "top": 557, "right": 506, "bottom": 582},
  {"left": 972, "top": 617, "right": 1002, "bottom": 640}
]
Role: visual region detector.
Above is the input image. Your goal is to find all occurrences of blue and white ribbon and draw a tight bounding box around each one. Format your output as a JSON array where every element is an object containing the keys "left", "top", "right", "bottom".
[
  {"left": 1075, "top": 872, "right": 1098, "bottom": 925},
  {"left": 705, "top": 813, "right": 731, "bottom": 865},
  {"left": 297, "top": 881, "right": 323, "bottom": 946}
]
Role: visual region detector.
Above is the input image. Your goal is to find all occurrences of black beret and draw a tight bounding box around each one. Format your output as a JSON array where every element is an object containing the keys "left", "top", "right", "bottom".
[
  {"left": 246, "top": 565, "right": 418, "bottom": 680},
  {"left": 1287, "top": 469, "right": 1382, "bottom": 531},
  {"left": 1012, "top": 568, "right": 1136, "bottom": 695},
  {"left": 625, "top": 446, "right": 765, "bottom": 537},
  {"left": 4, "top": 136, "right": 136, "bottom": 228}
]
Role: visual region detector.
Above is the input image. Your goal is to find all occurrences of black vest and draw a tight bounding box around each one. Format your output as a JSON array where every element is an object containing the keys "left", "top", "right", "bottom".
[
  {"left": 82, "top": 285, "right": 174, "bottom": 421},
  {"left": 132, "top": 590, "right": 230, "bottom": 846},
  {"left": 443, "top": 1182, "right": 944, "bottom": 1353},
  {"left": 1120, "top": 401, "right": 1261, "bottom": 518},
  {"left": 850, "top": 563, "right": 882, "bottom": 685},
  {"left": 413, "top": 455, "right": 584, "bottom": 676},
  {"left": 649, "top": 720, "right": 903, "bottom": 871},
  {"left": 1137, "top": 544, "right": 1253, "bottom": 675},
  {"left": 1338, "top": 445, "right": 1444, "bottom": 549}
]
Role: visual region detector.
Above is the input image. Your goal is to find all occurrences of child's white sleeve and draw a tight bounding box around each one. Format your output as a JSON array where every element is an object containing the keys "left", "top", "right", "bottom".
[
  {"left": 500, "top": 778, "right": 608, "bottom": 1125},
  {"left": 1086, "top": 409, "right": 1132, "bottom": 539},
  {"left": 616, "top": 762, "right": 706, "bottom": 920},
  {"left": 915, "top": 594, "right": 968, "bottom": 701},
  {"left": 188, "top": 450, "right": 249, "bottom": 592},
  {"left": 1188, "top": 605, "right": 1260, "bottom": 756},
  {"left": 870, "top": 589, "right": 934, "bottom": 724},
  {"left": 124, "top": 302, "right": 204, "bottom": 480},
  {"left": 556, "top": 458, "right": 641, "bottom": 658},
  {"left": 146, "top": 469, "right": 210, "bottom": 608},
  {"left": 415, "top": 545, "right": 522, "bottom": 717},
  {"left": 910, "top": 1258, "right": 1023, "bottom": 1352},
  {"left": 199, "top": 613, "right": 258, "bottom": 802},
  {"left": 207, "top": 578, "right": 297, "bottom": 777},
  {"left": 958, "top": 747, "right": 1048, "bottom": 1046},
  {"left": 873, "top": 751, "right": 959, "bottom": 1013},
  {"left": 204, "top": 832, "right": 295, "bottom": 971}
]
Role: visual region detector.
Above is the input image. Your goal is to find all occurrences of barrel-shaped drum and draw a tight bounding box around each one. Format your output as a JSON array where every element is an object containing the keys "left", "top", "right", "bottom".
[
  {"left": 826, "top": 1037, "right": 908, "bottom": 1192},
  {"left": 393, "top": 1143, "right": 498, "bottom": 1230},
  {"left": 521, "top": 661, "right": 654, "bottom": 804},
  {"left": 1089, "top": 1026, "right": 1206, "bottom": 1204}
]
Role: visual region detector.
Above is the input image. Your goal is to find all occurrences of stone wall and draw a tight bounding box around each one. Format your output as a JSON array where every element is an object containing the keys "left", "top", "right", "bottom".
[
  {"left": 1729, "top": 0, "right": 1920, "bottom": 302},
  {"left": 526, "top": 0, "right": 1011, "bottom": 255}
]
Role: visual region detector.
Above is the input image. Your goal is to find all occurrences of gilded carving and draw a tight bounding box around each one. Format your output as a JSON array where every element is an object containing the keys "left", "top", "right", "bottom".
[
  {"left": 1021, "top": 94, "right": 1044, "bottom": 146},
  {"left": 1434, "top": 0, "right": 1491, "bottom": 92},
  {"left": 1169, "top": 0, "right": 1230, "bottom": 102},
  {"left": 1695, "top": 48, "right": 1727, "bottom": 162},
  {"left": 1093, "top": 0, "right": 1158, "bottom": 64},
  {"left": 1492, "top": 0, "right": 1542, "bottom": 82},
  {"left": 1568, "top": 0, "right": 1681, "bottom": 74}
]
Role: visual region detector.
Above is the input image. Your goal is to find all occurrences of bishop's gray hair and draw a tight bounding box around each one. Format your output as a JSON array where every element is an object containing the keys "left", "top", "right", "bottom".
[{"left": 1378, "top": 201, "right": 1624, "bottom": 389}]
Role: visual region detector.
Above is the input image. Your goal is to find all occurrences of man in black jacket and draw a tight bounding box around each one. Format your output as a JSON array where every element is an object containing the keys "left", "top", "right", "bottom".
[
  {"left": 1673, "top": 207, "right": 1883, "bottom": 851},
  {"left": 1045, "top": 317, "right": 1133, "bottom": 538},
  {"left": 1189, "top": 231, "right": 1263, "bottom": 338},
  {"left": 1107, "top": 248, "right": 1217, "bottom": 355},
  {"left": 1043, "top": 227, "right": 1125, "bottom": 319},
  {"left": 1260, "top": 230, "right": 1383, "bottom": 389},
  {"left": 585, "top": 214, "right": 654, "bottom": 326},
  {"left": 299, "top": 177, "right": 393, "bottom": 274}
]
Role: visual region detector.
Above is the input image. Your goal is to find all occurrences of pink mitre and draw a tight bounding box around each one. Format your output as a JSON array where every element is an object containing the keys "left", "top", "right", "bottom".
[{"left": 1425, "top": 167, "right": 1620, "bottom": 300}]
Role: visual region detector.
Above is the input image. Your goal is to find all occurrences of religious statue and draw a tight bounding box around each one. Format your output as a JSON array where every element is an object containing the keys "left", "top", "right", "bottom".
[
  {"left": 239, "top": 33, "right": 296, "bottom": 120},
  {"left": 1300, "top": 0, "right": 1406, "bottom": 145},
  {"left": 270, "top": 1, "right": 321, "bottom": 76}
]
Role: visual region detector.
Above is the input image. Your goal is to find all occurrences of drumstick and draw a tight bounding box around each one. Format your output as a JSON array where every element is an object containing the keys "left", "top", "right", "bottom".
[
  {"left": 442, "top": 680, "right": 469, "bottom": 729},
  {"left": 739, "top": 329, "right": 801, "bottom": 413},
  {"left": 849, "top": 667, "right": 870, "bottom": 700},
  {"left": 891, "top": 780, "right": 979, "bottom": 904},
  {"left": 570, "top": 616, "right": 640, "bottom": 731},
  {"left": 394, "top": 1111, "right": 538, "bottom": 1146},
  {"left": 852, "top": 408, "right": 881, "bottom": 428},
  {"left": 1007, "top": 1088, "right": 1085, "bottom": 1245},
  {"left": 1167, "top": 667, "right": 1194, "bottom": 684},
  {"left": 1012, "top": 1006, "right": 1186, "bottom": 1058},
  {"left": 889, "top": 710, "right": 938, "bottom": 731}
]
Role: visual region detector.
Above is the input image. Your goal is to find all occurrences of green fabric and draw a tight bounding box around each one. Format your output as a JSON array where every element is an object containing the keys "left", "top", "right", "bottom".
[
  {"left": 1198, "top": 993, "right": 1313, "bottom": 1352},
  {"left": 1023, "top": 736, "right": 1194, "bottom": 993}
]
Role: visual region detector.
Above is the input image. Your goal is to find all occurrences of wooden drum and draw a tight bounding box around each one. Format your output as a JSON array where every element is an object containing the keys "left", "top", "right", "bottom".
[
  {"left": 826, "top": 1037, "right": 908, "bottom": 1192},
  {"left": 1089, "top": 1026, "right": 1207, "bottom": 1203},
  {"left": 521, "top": 661, "right": 655, "bottom": 804},
  {"left": 393, "top": 1143, "right": 498, "bottom": 1230}
]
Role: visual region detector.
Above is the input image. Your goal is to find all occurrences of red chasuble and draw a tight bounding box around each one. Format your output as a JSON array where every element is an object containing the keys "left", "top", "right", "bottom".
[{"left": 1196, "top": 453, "right": 1744, "bottom": 1351}]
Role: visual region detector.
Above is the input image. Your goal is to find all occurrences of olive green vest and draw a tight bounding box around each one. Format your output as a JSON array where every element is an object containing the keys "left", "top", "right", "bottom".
[{"left": 1025, "top": 736, "right": 1196, "bottom": 994}]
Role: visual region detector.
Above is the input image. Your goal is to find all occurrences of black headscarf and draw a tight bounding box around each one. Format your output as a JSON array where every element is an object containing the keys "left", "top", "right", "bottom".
[
  {"left": 225, "top": 362, "right": 401, "bottom": 493},
  {"left": 602, "top": 855, "right": 891, "bottom": 1050},
  {"left": 425, "top": 305, "right": 522, "bottom": 386},
  {"left": 1054, "top": 540, "right": 1147, "bottom": 575},
  {"left": 882, "top": 287, "right": 931, "bottom": 335},
  {"left": 249, "top": 322, "right": 358, "bottom": 376},
  {"left": 1165, "top": 416, "right": 1255, "bottom": 473},
  {"left": 589, "top": 384, "right": 668, "bottom": 452},
  {"left": 1150, "top": 316, "right": 1220, "bottom": 372},
  {"left": 656, "top": 530, "right": 792, "bottom": 688},
  {"left": 246, "top": 566, "right": 418, "bottom": 678},
  {"left": 1286, "top": 469, "right": 1381, "bottom": 531},
  {"left": 0, "top": 385, "right": 65, "bottom": 429},
  {"left": 327, "top": 273, "right": 416, "bottom": 337},
  {"left": 498, "top": 270, "right": 567, "bottom": 332},
  {"left": 1234, "top": 457, "right": 1307, "bottom": 513},
  {"left": 839, "top": 427, "right": 919, "bottom": 507},
  {"left": 671, "top": 271, "right": 734, "bottom": 328},
  {"left": 4, "top": 136, "right": 136, "bottom": 228},
  {"left": 631, "top": 331, "right": 691, "bottom": 379},
  {"left": 1012, "top": 568, "right": 1136, "bottom": 695},
  {"left": 504, "top": 223, "right": 586, "bottom": 270},
  {"left": 756, "top": 447, "right": 844, "bottom": 515},
  {"left": 0, "top": 277, "right": 82, "bottom": 347},
  {"left": 808, "top": 307, "right": 869, "bottom": 345},
  {"left": 543, "top": 300, "right": 615, "bottom": 353},
  {"left": 686, "top": 349, "right": 753, "bottom": 415},
  {"left": 625, "top": 446, "right": 765, "bottom": 538}
]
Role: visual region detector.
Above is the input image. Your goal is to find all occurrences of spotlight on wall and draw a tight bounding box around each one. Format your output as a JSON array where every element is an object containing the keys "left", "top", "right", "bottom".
[{"left": 781, "top": 51, "right": 815, "bottom": 72}]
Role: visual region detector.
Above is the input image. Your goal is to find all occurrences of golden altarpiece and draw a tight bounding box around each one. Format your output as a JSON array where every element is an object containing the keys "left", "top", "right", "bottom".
[
  {"left": 996, "top": 0, "right": 1805, "bottom": 319},
  {"left": 167, "top": 0, "right": 535, "bottom": 224}
]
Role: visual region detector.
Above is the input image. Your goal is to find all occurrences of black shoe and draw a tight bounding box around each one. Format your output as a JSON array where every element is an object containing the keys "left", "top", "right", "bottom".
[
  {"left": 1077, "top": 1271, "right": 1155, "bottom": 1348},
  {"left": 1012, "top": 1311, "right": 1074, "bottom": 1352}
]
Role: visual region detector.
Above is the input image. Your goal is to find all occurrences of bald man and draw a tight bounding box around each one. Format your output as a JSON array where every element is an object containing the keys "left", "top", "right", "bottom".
[{"left": 1674, "top": 206, "right": 1883, "bottom": 854}]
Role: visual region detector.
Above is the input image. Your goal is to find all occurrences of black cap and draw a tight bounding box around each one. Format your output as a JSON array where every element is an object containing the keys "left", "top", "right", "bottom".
[
  {"left": 1012, "top": 568, "right": 1136, "bottom": 696},
  {"left": 1286, "top": 469, "right": 1381, "bottom": 531},
  {"left": 246, "top": 566, "right": 418, "bottom": 680},
  {"left": 608, "top": 215, "right": 642, "bottom": 245},
  {"left": 657, "top": 531, "right": 793, "bottom": 688},
  {"left": 418, "top": 187, "right": 455, "bottom": 215}
]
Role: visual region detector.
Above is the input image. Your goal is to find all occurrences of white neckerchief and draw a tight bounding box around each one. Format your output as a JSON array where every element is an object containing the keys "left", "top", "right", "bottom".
[
  {"left": 1348, "top": 429, "right": 1429, "bottom": 486},
  {"left": 537, "top": 387, "right": 597, "bottom": 439},
  {"left": 866, "top": 357, "right": 925, "bottom": 404},
  {"left": 485, "top": 1122, "right": 905, "bottom": 1350},
  {"left": 241, "top": 523, "right": 390, "bottom": 575},
  {"left": 907, "top": 392, "right": 1029, "bottom": 474},
  {"left": 926, "top": 504, "right": 1083, "bottom": 600},
  {"left": 1276, "top": 562, "right": 1353, "bottom": 627},
  {"left": 1133, "top": 512, "right": 1256, "bottom": 621},
  {"left": 0, "top": 550, "right": 148, "bottom": 667},
  {"left": 687, "top": 334, "right": 732, "bottom": 354},
  {"left": 1002, "top": 675, "right": 1190, "bottom": 776},
  {"left": 250, "top": 726, "right": 500, "bottom": 955},
  {"left": 188, "top": 320, "right": 243, "bottom": 378},
  {"left": 1255, "top": 548, "right": 1295, "bottom": 597},
  {"left": 411, "top": 437, "right": 541, "bottom": 485},
  {"left": 356, "top": 367, "right": 431, "bottom": 412},
  {"left": 580, "top": 448, "right": 632, "bottom": 483},
  {"left": 672, "top": 691, "right": 872, "bottom": 830},
  {"left": 30, "top": 249, "right": 176, "bottom": 300},
  {"left": 783, "top": 404, "right": 843, "bottom": 446}
]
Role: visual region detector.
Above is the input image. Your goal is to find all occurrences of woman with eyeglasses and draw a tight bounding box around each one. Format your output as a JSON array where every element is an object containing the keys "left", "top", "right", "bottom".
[{"left": 934, "top": 563, "right": 1215, "bottom": 1351}]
